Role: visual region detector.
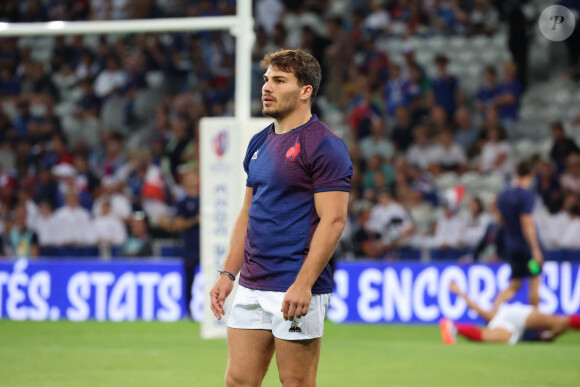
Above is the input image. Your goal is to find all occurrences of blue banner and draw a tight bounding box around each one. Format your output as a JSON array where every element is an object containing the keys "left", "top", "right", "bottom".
[
  {"left": 328, "top": 261, "right": 580, "bottom": 323},
  {"left": 0, "top": 259, "right": 184, "bottom": 322},
  {"left": 2, "top": 259, "right": 580, "bottom": 323}
]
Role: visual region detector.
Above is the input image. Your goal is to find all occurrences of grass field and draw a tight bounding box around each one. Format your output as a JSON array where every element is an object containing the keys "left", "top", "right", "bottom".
[{"left": 1, "top": 321, "right": 580, "bottom": 387}]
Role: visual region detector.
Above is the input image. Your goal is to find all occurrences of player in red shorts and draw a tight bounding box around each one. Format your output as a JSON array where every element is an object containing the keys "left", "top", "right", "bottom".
[{"left": 440, "top": 282, "right": 580, "bottom": 345}]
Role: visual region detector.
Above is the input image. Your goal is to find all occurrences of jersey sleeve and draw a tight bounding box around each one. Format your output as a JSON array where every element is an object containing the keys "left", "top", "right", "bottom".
[
  {"left": 310, "top": 136, "right": 353, "bottom": 193},
  {"left": 522, "top": 191, "right": 535, "bottom": 215}
]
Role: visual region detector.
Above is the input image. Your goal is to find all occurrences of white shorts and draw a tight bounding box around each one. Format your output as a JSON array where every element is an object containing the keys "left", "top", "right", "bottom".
[
  {"left": 488, "top": 304, "right": 534, "bottom": 345},
  {"left": 227, "top": 285, "right": 331, "bottom": 341}
]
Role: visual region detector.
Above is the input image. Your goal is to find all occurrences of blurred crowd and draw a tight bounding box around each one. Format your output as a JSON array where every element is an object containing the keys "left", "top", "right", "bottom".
[{"left": 1, "top": 0, "right": 580, "bottom": 261}]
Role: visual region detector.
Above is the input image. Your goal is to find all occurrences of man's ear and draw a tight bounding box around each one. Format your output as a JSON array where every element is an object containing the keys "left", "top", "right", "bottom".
[{"left": 301, "top": 85, "right": 313, "bottom": 102}]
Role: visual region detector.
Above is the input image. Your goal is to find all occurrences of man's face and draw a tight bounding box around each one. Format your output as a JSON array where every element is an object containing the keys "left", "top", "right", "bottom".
[{"left": 262, "top": 65, "right": 303, "bottom": 119}]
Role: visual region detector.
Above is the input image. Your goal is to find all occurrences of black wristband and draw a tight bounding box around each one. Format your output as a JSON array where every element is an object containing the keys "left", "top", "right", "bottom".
[{"left": 218, "top": 270, "right": 235, "bottom": 281}]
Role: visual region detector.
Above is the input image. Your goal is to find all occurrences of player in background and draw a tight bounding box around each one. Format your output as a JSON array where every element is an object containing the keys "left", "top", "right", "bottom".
[
  {"left": 440, "top": 282, "right": 580, "bottom": 345},
  {"left": 493, "top": 159, "right": 543, "bottom": 309},
  {"left": 209, "top": 49, "right": 352, "bottom": 387}
]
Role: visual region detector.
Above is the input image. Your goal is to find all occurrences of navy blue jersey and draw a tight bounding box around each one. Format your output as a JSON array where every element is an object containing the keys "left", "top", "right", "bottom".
[
  {"left": 176, "top": 195, "right": 200, "bottom": 261},
  {"left": 497, "top": 186, "right": 535, "bottom": 254},
  {"left": 240, "top": 115, "right": 353, "bottom": 293}
]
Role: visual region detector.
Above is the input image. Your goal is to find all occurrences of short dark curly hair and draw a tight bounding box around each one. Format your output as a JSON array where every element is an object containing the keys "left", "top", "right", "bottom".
[{"left": 260, "top": 49, "right": 321, "bottom": 104}]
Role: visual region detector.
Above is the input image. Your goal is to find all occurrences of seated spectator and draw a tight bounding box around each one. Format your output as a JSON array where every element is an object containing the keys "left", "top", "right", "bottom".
[
  {"left": 395, "top": 159, "right": 439, "bottom": 208},
  {"left": 558, "top": 205, "right": 580, "bottom": 249},
  {"left": 561, "top": 154, "right": 580, "bottom": 197},
  {"left": 407, "top": 61, "right": 429, "bottom": 117},
  {"left": 363, "top": 0, "right": 391, "bottom": 38},
  {"left": 475, "top": 66, "right": 500, "bottom": 115},
  {"left": 94, "top": 200, "right": 127, "bottom": 247},
  {"left": 453, "top": 106, "right": 480, "bottom": 156},
  {"left": 540, "top": 197, "right": 569, "bottom": 249},
  {"left": 550, "top": 122, "right": 580, "bottom": 172},
  {"left": 0, "top": 65, "right": 21, "bottom": 99},
  {"left": 32, "top": 201, "right": 58, "bottom": 247},
  {"left": 428, "top": 129, "right": 468, "bottom": 174},
  {"left": 6, "top": 205, "right": 38, "bottom": 259},
  {"left": 92, "top": 175, "right": 132, "bottom": 222},
  {"left": 468, "top": 0, "right": 499, "bottom": 36},
  {"left": 384, "top": 63, "right": 410, "bottom": 118},
  {"left": 478, "top": 126, "right": 514, "bottom": 176},
  {"left": 93, "top": 55, "right": 127, "bottom": 99},
  {"left": 52, "top": 188, "right": 95, "bottom": 246},
  {"left": 122, "top": 211, "right": 153, "bottom": 257},
  {"left": 361, "top": 154, "right": 395, "bottom": 192},
  {"left": 428, "top": 54, "right": 461, "bottom": 118},
  {"left": 461, "top": 196, "right": 493, "bottom": 249},
  {"left": 406, "top": 126, "right": 435, "bottom": 170},
  {"left": 366, "top": 188, "right": 415, "bottom": 247},
  {"left": 359, "top": 116, "right": 395, "bottom": 161},
  {"left": 428, "top": 104, "right": 449, "bottom": 137},
  {"left": 33, "top": 167, "right": 58, "bottom": 209},
  {"left": 391, "top": 106, "right": 415, "bottom": 152},
  {"left": 351, "top": 199, "right": 388, "bottom": 259},
  {"left": 429, "top": 202, "right": 466, "bottom": 250},
  {"left": 536, "top": 159, "right": 562, "bottom": 210},
  {"left": 494, "top": 61, "right": 522, "bottom": 139}
]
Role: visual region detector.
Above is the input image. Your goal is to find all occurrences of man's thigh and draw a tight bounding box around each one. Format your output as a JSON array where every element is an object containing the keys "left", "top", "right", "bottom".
[
  {"left": 275, "top": 337, "right": 321, "bottom": 387},
  {"left": 226, "top": 328, "right": 275, "bottom": 386}
]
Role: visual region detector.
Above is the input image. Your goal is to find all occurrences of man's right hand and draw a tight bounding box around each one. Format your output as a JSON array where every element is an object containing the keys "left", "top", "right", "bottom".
[
  {"left": 209, "top": 274, "right": 235, "bottom": 320},
  {"left": 532, "top": 248, "right": 544, "bottom": 267}
]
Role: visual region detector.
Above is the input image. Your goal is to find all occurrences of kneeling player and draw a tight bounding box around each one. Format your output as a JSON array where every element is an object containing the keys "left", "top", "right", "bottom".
[{"left": 440, "top": 282, "right": 580, "bottom": 345}]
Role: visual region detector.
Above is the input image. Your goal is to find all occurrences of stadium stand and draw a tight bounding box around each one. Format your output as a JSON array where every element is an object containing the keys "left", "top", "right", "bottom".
[{"left": 0, "top": 0, "right": 579, "bottom": 263}]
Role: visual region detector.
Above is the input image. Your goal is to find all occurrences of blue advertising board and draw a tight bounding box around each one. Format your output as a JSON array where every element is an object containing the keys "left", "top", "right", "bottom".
[
  {"left": 1, "top": 259, "right": 580, "bottom": 323},
  {"left": 0, "top": 259, "right": 184, "bottom": 322},
  {"left": 327, "top": 261, "right": 580, "bottom": 324}
]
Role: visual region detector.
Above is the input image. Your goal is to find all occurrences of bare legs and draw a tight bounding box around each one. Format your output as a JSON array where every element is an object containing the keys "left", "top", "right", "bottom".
[{"left": 225, "top": 328, "right": 322, "bottom": 387}]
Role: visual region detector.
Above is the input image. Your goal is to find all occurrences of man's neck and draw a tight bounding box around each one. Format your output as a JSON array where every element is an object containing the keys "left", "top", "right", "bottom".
[{"left": 273, "top": 107, "right": 312, "bottom": 134}]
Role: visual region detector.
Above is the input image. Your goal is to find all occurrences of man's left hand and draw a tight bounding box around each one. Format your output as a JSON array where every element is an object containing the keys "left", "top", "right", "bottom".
[{"left": 281, "top": 283, "right": 312, "bottom": 321}]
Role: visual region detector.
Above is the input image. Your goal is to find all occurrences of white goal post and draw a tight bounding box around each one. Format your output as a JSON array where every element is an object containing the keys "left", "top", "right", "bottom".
[{"left": 0, "top": 1, "right": 259, "bottom": 338}]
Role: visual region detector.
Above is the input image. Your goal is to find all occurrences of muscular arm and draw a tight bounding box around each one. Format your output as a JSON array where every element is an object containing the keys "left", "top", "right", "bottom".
[
  {"left": 281, "top": 190, "right": 349, "bottom": 320},
  {"left": 210, "top": 187, "right": 252, "bottom": 319},
  {"left": 520, "top": 213, "right": 543, "bottom": 264},
  {"left": 450, "top": 283, "right": 495, "bottom": 322}
]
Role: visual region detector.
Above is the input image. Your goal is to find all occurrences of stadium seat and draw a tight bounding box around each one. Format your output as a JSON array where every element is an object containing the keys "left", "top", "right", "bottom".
[{"left": 434, "top": 172, "right": 459, "bottom": 192}]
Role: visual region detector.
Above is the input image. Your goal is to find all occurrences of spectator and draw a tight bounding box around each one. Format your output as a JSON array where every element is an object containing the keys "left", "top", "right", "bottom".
[
  {"left": 6, "top": 205, "right": 39, "bottom": 258},
  {"left": 550, "top": 122, "right": 580, "bottom": 172},
  {"left": 505, "top": 0, "right": 530, "bottom": 90},
  {"left": 359, "top": 116, "right": 395, "bottom": 161},
  {"left": 122, "top": 211, "right": 153, "bottom": 257},
  {"left": 366, "top": 188, "right": 415, "bottom": 248},
  {"left": 396, "top": 160, "right": 439, "bottom": 208},
  {"left": 52, "top": 188, "right": 95, "bottom": 246},
  {"left": 361, "top": 154, "right": 395, "bottom": 193},
  {"left": 32, "top": 201, "right": 58, "bottom": 248},
  {"left": 363, "top": 0, "right": 391, "bottom": 38},
  {"left": 384, "top": 63, "right": 410, "bottom": 118},
  {"left": 429, "top": 128, "right": 468, "bottom": 174},
  {"left": 429, "top": 54, "right": 461, "bottom": 118},
  {"left": 158, "top": 169, "right": 200, "bottom": 316},
  {"left": 351, "top": 199, "right": 387, "bottom": 259},
  {"left": 494, "top": 61, "right": 522, "bottom": 139},
  {"left": 406, "top": 125, "right": 435, "bottom": 170},
  {"left": 475, "top": 66, "right": 500, "bottom": 115},
  {"left": 461, "top": 196, "right": 493, "bottom": 249},
  {"left": 33, "top": 167, "right": 58, "bottom": 208},
  {"left": 453, "top": 106, "right": 479, "bottom": 156},
  {"left": 93, "top": 199, "right": 127, "bottom": 248},
  {"left": 468, "top": 0, "right": 499, "bottom": 36},
  {"left": 391, "top": 106, "right": 415, "bottom": 152},
  {"left": 429, "top": 202, "right": 466, "bottom": 250},
  {"left": 536, "top": 159, "right": 562, "bottom": 210},
  {"left": 561, "top": 154, "right": 580, "bottom": 197},
  {"left": 558, "top": 205, "right": 580, "bottom": 249},
  {"left": 92, "top": 175, "right": 132, "bottom": 221},
  {"left": 93, "top": 55, "right": 127, "bottom": 99},
  {"left": 478, "top": 125, "right": 514, "bottom": 176}
]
